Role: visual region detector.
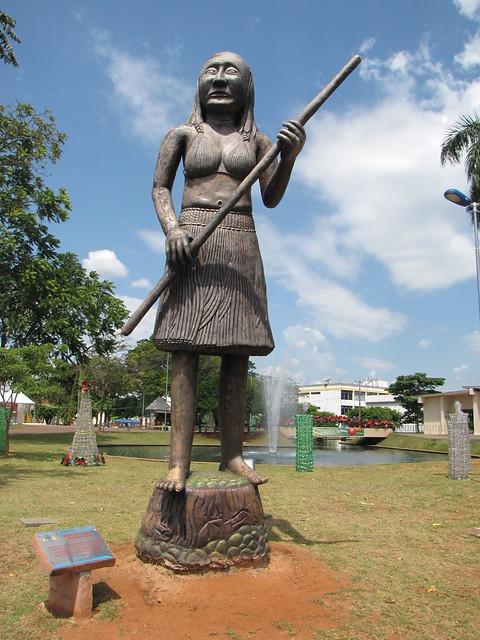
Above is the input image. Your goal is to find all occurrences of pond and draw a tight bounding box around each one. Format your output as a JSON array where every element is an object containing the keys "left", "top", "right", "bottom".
[{"left": 99, "top": 441, "right": 444, "bottom": 466}]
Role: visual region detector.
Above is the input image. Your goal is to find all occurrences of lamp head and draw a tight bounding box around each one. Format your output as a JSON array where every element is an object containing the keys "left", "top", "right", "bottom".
[{"left": 444, "top": 188, "right": 472, "bottom": 207}]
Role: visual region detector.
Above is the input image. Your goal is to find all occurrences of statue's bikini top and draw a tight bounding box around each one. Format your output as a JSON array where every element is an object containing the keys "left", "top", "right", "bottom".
[{"left": 183, "top": 130, "right": 257, "bottom": 180}]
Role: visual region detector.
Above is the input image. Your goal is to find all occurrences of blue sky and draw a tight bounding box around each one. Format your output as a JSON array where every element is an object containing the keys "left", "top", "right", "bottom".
[{"left": 3, "top": 0, "right": 480, "bottom": 389}]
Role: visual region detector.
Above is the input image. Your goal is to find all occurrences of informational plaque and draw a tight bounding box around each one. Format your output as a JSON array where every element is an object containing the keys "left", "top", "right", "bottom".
[{"left": 33, "top": 525, "right": 115, "bottom": 576}]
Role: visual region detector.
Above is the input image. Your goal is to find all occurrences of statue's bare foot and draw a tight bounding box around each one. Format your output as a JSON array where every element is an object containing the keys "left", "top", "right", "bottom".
[
  {"left": 157, "top": 466, "right": 189, "bottom": 492},
  {"left": 220, "top": 456, "right": 268, "bottom": 485}
]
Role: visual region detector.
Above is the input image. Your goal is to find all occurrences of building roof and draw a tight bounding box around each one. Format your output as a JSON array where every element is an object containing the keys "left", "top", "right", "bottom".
[
  {"left": 299, "top": 382, "right": 389, "bottom": 394},
  {"left": 3, "top": 390, "right": 34, "bottom": 404},
  {"left": 145, "top": 396, "right": 171, "bottom": 412},
  {"left": 420, "top": 386, "right": 480, "bottom": 399}
]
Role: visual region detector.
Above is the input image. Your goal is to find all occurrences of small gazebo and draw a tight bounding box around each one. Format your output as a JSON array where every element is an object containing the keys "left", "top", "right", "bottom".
[{"left": 145, "top": 397, "right": 171, "bottom": 429}]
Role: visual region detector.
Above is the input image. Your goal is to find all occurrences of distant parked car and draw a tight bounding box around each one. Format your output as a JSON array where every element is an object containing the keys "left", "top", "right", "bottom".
[{"left": 110, "top": 418, "right": 141, "bottom": 430}]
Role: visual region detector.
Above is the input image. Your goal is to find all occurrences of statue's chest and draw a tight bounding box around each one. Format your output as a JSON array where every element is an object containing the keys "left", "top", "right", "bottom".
[{"left": 184, "top": 132, "right": 256, "bottom": 179}]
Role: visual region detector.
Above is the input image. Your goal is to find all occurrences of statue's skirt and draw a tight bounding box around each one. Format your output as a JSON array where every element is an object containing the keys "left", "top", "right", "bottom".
[{"left": 154, "top": 208, "right": 274, "bottom": 356}]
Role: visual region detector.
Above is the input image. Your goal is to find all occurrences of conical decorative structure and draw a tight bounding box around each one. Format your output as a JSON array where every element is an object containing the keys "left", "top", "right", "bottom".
[{"left": 61, "top": 380, "right": 105, "bottom": 466}]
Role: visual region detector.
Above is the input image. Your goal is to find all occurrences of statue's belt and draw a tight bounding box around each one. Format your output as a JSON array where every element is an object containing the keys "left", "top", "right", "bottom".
[{"left": 179, "top": 207, "right": 255, "bottom": 232}]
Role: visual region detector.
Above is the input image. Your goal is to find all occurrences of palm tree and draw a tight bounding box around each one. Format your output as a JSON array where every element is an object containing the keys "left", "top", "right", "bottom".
[{"left": 441, "top": 112, "right": 480, "bottom": 218}]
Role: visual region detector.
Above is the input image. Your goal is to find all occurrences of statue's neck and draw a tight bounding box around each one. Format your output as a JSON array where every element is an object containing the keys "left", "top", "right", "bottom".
[{"left": 204, "top": 109, "right": 240, "bottom": 134}]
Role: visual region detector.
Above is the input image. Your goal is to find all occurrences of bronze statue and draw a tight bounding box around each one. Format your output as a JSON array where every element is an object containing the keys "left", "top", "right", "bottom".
[
  {"left": 151, "top": 51, "right": 306, "bottom": 491},
  {"left": 132, "top": 52, "right": 361, "bottom": 570}
]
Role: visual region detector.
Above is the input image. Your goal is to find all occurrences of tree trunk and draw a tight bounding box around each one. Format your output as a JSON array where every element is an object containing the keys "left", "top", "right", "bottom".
[{"left": 136, "top": 470, "right": 269, "bottom": 572}]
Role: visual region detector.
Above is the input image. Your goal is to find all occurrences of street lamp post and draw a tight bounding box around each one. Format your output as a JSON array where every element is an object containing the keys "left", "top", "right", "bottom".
[
  {"left": 444, "top": 188, "right": 480, "bottom": 322},
  {"left": 354, "top": 379, "right": 362, "bottom": 421}
]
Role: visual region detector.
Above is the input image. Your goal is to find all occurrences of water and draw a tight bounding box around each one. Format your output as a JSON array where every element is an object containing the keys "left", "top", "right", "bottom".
[{"left": 99, "top": 441, "right": 444, "bottom": 466}]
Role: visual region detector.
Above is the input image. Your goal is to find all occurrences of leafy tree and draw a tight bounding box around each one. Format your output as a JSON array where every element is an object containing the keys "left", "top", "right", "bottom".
[
  {"left": 281, "top": 379, "right": 301, "bottom": 424},
  {"left": 83, "top": 353, "right": 132, "bottom": 427},
  {"left": 0, "top": 344, "right": 61, "bottom": 450},
  {"left": 126, "top": 339, "right": 169, "bottom": 409},
  {"left": 346, "top": 406, "right": 403, "bottom": 426},
  {"left": 197, "top": 356, "right": 221, "bottom": 429},
  {"left": 304, "top": 405, "right": 335, "bottom": 417},
  {"left": 441, "top": 111, "right": 480, "bottom": 208},
  {"left": 246, "top": 365, "right": 264, "bottom": 420},
  {"left": 0, "top": 102, "right": 128, "bottom": 358},
  {"left": 388, "top": 373, "right": 445, "bottom": 430},
  {"left": 0, "top": 11, "right": 20, "bottom": 67}
]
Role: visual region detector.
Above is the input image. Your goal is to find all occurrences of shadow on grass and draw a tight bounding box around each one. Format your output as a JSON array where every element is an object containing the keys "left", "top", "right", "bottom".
[
  {"left": 0, "top": 458, "right": 104, "bottom": 487},
  {"left": 93, "top": 581, "right": 121, "bottom": 607},
  {"left": 266, "top": 516, "right": 359, "bottom": 546},
  {"left": 9, "top": 433, "right": 74, "bottom": 446},
  {"left": 3, "top": 451, "right": 66, "bottom": 462}
]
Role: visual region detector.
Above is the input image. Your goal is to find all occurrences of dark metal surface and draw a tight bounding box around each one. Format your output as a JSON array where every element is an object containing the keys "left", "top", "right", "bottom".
[
  {"left": 121, "top": 54, "right": 361, "bottom": 336},
  {"left": 129, "top": 53, "right": 360, "bottom": 492}
]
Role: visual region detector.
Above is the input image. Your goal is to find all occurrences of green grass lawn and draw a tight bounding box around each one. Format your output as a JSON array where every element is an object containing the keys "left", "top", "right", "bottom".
[
  {"left": 379, "top": 432, "right": 480, "bottom": 456},
  {"left": 1, "top": 432, "right": 479, "bottom": 639}
]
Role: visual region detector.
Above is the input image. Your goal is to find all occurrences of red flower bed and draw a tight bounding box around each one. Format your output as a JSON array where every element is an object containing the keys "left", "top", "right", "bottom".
[{"left": 313, "top": 415, "right": 393, "bottom": 429}]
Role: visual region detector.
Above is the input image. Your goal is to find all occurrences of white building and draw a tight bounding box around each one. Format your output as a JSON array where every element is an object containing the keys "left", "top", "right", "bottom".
[
  {"left": 298, "top": 379, "right": 403, "bottom": 416},
  {"left": 420, "top": 387, "right": 480, "bottom": 435},
  {"left": 2, "top": 390, "right": 35, "bottom": 424}
]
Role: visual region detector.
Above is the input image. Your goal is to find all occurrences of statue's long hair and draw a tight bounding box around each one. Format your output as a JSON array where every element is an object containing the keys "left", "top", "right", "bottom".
[{"left": 186, "top": 52, "right": 257, "bottom": 142}]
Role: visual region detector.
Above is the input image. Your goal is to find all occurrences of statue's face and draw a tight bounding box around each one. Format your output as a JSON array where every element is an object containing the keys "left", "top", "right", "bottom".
[{"left": 198, "top": 52, "right": 250, "bottom": 114}]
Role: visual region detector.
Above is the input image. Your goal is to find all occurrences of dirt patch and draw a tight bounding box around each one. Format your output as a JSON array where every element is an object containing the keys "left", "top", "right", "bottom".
[{"left": 58, "top": 542, "right": 350, "bottom": 640}]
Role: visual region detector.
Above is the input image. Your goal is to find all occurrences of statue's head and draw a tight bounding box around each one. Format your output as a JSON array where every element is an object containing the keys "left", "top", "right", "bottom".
[{"left": 188, "top": 51, "right": 256, "bottom": 140}]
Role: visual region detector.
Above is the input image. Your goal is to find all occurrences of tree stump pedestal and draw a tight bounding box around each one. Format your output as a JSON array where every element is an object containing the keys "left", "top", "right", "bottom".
[{"left": 135, "top": 471, "right": 269, "bottom": 572}]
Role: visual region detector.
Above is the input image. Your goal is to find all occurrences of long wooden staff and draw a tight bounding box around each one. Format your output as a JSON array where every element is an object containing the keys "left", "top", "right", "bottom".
[{"left": 121, "top": 54, "right": 361, "bottom": 336}]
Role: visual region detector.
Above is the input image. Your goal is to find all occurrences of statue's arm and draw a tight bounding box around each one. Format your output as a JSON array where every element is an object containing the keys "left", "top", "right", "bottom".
[
  {"left": 257, "top": 121, "right": 306, "bottom": 208},
  {"left": 152, "top": 127, "right": 192, "bottom": 266}
]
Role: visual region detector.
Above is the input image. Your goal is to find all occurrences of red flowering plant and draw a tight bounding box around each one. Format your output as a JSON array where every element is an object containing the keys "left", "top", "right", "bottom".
[
  {"left": 60, "top": 453, "right": 106, "bottom": 466},
  {"left": 313, "top": 415, "right": 393, "bottom": 430},
  {"left": 313, "top": 414, "right": 349, "bottom": 427}
]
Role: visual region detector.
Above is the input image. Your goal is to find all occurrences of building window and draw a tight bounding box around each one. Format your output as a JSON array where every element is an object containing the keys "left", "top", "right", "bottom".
[
  {"left": 354, "top": 391, "right": 365, "bottom": 402},
  {"left": 340, "top": 405, "right": 351, "bottom": 416},
  {"left": 341, "top": 390, "right": 353, "bottom": 400}
]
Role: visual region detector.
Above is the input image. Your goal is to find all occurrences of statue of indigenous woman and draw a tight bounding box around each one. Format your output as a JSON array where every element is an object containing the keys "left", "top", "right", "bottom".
[{"left": 152, "top": 52, "right": 305, "bottom": 492}]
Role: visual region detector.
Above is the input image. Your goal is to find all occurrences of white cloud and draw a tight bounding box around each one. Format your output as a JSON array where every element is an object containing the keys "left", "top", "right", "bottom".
[
  {"left": 455, "top": 33, "right": 480, "bottom": 68},
  {"left": 131, "top": 277, "right": 152, "bottom": 289},
  {"left": 280, "top": 325, "right": 334, "bottom": 382},
  {"left": 465, "top": 330, "right": 480, "bottom": 352},
  {"left": 259, "top": 351, "right": 335, "bottom": 385},
  {"left": 256, "top": 325, "right": 334, "bottom": 384},
  {"left": 357, "top": 357, "right": 394, "bottom": 371},
  {"left": 137, "top": 229, "right": 166, "bottom": 254},
  {"left": 261, "top": 363, "right": 295, "bottom": 379},
  {"left": 454, "top": 0, "right": 480, "bottom": 19},
  {"left": 453, "top": 363, "right": 470, "bottom": 373},
  {"left": 283, "top": 325, "right": 327, "bottom": 349},
  {"left": 296, "top": 42, "right": 477, "bottom": 294},
  {"left": 82, "top": 249, "right": 128, "bottom": 278},
  {"left": 73, "top": 9, "right": 85, "bottom": 23},
  {"left": 92, "top": 29, "right": 191, "bottom": 144},
  {"left": 419, "top": 338, "right": 432, "bottom": 349},
  {"left": 359, "top": 37, "right": 376, "bottom": 54},
  {"left": 257, "top": 216, "right": 406, "bottom": 341},
  {"left": 119, "top": 295, "right": 157, "bottom": 343}
]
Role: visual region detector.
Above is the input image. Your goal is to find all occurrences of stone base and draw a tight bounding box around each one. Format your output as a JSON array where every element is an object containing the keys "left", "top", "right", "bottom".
[
  {"left": 47, "top": 571, "right": 92, "bottom": 618},
  {"left": 135, "top": 470, "right": 269, "bottom": 572}
]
